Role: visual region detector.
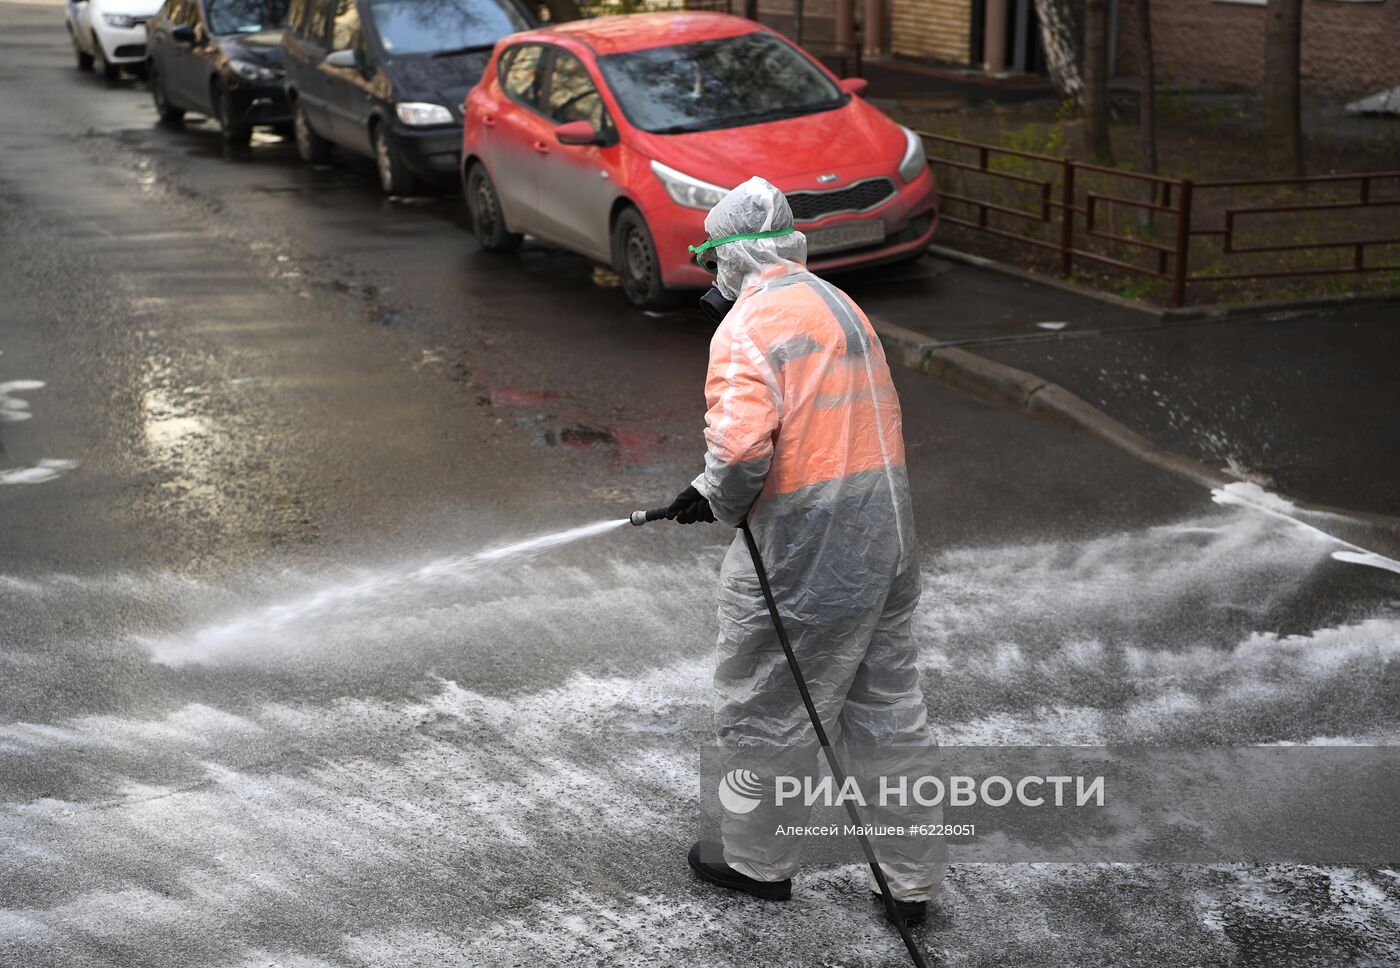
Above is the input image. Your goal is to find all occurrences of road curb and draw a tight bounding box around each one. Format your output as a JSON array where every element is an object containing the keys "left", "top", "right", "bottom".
[
  {"left": 1157, "top": 288, "right": 1400, "bottom": 322},
  {"left": 875, "top": 316, "right": 1234, "bottom": 491},
  {"left": 925, "top": 243, "right": 1400, "bottom": 322}
]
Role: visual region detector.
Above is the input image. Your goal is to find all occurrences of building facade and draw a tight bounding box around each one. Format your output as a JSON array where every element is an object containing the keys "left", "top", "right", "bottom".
[
  {"left": 871, "top": 0, "right": 1397, "bottom": 100},
  {"left": 1115, "top": 0, "right": 1399, "bottom": 100}
]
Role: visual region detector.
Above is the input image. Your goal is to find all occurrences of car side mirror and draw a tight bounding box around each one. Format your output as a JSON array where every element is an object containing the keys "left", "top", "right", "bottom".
[
  {"left": 324, "top": 49, "right": 359, "bottom": 70},
  {"left": 556, "top": 120, "right": 603, "bottom": 146},
  {"left": 171, "top": 24, "right": 196, "bottom": 44},
  {"left": 838, "top": 77, "right": 869, "bottom": 96}
]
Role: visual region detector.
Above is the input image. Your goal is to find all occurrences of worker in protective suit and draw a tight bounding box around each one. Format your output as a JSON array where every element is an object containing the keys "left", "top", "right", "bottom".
[{"left": 667, "top": 177, "right": 947, "bottom": 925}]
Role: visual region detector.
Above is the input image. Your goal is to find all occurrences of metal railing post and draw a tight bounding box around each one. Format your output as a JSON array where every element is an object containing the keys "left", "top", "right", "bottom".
[
  {"left": 1171, "top": 178, "right": 1193, "bottom": 307},
  {"left": 1060, "top": 159, "right": 1075, "bottom": 277}
]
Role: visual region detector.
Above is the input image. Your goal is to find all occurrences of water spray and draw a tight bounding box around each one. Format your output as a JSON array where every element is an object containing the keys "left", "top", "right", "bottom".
[{"left": 630, "top": 507, "right": 931, "bottom": 968}]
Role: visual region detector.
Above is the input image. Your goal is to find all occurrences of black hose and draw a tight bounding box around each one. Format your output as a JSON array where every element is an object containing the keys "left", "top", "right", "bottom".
[{"left": 740, "top": 520, "right": 930, "bottom": 968}]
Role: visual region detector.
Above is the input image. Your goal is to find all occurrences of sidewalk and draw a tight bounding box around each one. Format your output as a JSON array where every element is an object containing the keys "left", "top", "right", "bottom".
[
  {"left": 858, "top": 255, "right": 1400, "bottom": 524},
  {"left": 977, "top": 304, "right": 1400, "bottom": 518},
  {"left": 848, "top": 255, "right": 1155, "bottom": 345}
]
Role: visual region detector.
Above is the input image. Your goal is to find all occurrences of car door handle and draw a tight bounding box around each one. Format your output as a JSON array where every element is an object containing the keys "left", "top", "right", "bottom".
[
  {"left": 482, "top": 114, "right": 496, "bottom": 127},
  {"left": 532, "top": 140, "right": 550, "bottom": 155}
]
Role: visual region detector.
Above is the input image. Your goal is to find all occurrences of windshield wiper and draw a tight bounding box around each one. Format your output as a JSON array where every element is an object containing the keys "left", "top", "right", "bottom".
[
  {"left": 432, "top": 42, "right": 496, "bottom": 58},
  {"left": 649, "top": 100, "right": 845, "bottom": 135},
  {"left": 728, "top": 101, "right": 846, "bottom": 126}
]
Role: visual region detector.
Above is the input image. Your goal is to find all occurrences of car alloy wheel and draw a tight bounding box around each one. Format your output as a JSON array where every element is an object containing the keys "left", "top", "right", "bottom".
[
  {"left": 473, "top": 171, "right": 502, "bottom": 238},
  {"left": 293, "top": 102, "right": 331, "bottom": 165},
  {"left": 215, "top": 83, "right": 252, "bottom": 147},
  {"left": 624, "top": 224, "right": 652, "bottom": 288},
  {"left": 372, "top": 123, "right": 415, "bottom": 196},
  {"left": 374, "top": 133, "right": 393, "bottom": 193},
  {"left": 464, "top": 163, "right": 521, "bottom": 253},
  {"left": 150, "top": 66, "right": 184, "bottom": 123},
  {"left": 611, "top": 207, "right": 677, "bottom": 309}
]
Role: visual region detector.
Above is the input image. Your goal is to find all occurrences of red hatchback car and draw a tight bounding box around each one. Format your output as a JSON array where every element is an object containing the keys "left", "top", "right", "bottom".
[{"left": 461, "top": 12, "right": 937, "bottom": 307}]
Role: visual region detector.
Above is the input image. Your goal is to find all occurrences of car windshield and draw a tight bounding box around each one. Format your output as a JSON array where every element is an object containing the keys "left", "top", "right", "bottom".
[
  {"left": 369, "top": 0, "right": 529, "bottom": 56},
  {"left": 204, "top": 0, "right": 289, "bottom": 34},
  {"left": 597, "top": 32, "right": 844, "bottom": 135}
]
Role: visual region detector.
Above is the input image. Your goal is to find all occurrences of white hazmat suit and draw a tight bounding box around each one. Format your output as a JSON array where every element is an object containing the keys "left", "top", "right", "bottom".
[{"left": 692, "top": 177, "right": 947, "bottom": 901}]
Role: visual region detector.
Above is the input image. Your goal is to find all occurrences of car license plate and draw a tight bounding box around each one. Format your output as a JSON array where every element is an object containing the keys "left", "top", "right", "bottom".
[{"left": 804, "top": 220, "right": 885, "bottom": 256}]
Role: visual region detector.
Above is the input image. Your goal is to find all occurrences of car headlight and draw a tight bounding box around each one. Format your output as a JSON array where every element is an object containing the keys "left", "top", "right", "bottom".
[
  {"left": 897, "top": 126, "right": 927, "bottom": 184},
  {"left": 231, "top": 60, "right": 280, "bottom": 82},
  {"left": 102, "top": 13, "right": 140, "bottom": 28},
  {"left": 395, "top": 102, "right": 454, "bottom": 127},
  {"left": 650, "top": 160, "right": 727, "bottom": 211}
]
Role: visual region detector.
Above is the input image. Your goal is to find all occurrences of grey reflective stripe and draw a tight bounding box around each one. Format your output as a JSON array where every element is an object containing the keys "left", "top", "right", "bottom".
[
  {"left": 808, "top": 278, "right": 869, "bottom": 358},
  {"left": 768, "top": 333, "right": 824, "bottom": 371},
  {"left": 755, "top": 273, "right": 812, "bottom": 298},
  {"left": 757, "top": 272, "right": 869, "bottom": 358}
]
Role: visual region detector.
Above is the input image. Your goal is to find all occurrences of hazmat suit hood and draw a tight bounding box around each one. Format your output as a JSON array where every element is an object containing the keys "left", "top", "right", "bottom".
[{"left": 705, "top": 177, "right": 808, "bottom": 300}]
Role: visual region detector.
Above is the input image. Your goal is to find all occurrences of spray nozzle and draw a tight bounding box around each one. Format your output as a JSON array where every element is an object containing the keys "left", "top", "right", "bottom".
[{"left": 630, "top": 508, "right": 670, "bottom": 527}]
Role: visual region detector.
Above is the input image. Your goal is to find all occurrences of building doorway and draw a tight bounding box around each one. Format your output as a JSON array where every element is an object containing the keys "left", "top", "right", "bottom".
[{"left": 971, "top": 0, "right": 1045, "bottom": 74}]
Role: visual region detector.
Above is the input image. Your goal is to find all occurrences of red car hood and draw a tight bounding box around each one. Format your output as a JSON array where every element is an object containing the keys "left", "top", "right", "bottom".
[{"left": 632, "top": 99, "right": 907, "bottom": 193}]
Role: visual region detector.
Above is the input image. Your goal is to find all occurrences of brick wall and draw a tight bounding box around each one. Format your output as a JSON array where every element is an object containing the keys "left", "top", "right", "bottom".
[
  {"left": 891, "top": 0, "right": 974, "bottom": 62},
  {"left": 1115, "top": 0, "right": 1400, "bottom": 101}
]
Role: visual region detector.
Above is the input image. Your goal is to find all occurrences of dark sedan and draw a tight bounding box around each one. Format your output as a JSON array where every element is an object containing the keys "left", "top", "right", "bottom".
[{"left": 146, "top": 0, "right": 291, "bottom": 146}]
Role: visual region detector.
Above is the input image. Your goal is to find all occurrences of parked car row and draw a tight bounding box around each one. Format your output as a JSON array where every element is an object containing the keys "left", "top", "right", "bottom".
[{"left": 63, "top": 3, "right": 938, "bottom": 307}]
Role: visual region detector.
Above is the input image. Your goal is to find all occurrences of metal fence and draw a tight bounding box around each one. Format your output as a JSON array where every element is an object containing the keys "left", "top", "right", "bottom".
[{"left": 919, "top": 131, "right": 1400, "bottom": 306}]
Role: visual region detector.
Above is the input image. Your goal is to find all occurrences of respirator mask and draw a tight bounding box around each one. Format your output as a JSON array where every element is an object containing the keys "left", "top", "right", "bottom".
[
  {"left": 698, "top": 287, "right": 733, "bottom": 324},
  {"left": 687, "top": 227, "right": 795, "bottom": 325}
]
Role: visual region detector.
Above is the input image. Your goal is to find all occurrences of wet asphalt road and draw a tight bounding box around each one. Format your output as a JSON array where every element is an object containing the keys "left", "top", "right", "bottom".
[{"left": 3, "top": 3, "right": 1400, "bottom": 966}]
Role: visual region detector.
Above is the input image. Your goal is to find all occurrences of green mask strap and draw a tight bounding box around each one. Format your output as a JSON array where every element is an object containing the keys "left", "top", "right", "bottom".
[{"left": 689, "top": 227, "right": 796, "bottom": 271}]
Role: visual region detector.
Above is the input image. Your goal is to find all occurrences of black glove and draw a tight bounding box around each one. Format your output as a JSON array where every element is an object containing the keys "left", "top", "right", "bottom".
[{"left": 666, "top": 484, "right": 716, "bottom": 524}]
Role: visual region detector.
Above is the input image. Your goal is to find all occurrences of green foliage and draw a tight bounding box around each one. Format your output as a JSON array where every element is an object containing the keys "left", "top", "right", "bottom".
[
  {"left": 1153, "top": 59, "right": 1188, "bottom": 124},
  {"left": 580, "top": 0, "right": 680, "bottom": 14},
  {"left": 1114, "top": 278, "right": 1158, "bottom": 301}
]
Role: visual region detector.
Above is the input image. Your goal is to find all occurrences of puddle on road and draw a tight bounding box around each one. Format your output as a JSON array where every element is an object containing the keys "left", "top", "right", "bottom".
[
  {"left": 476, "top": 383, "right": 670, "bottom": 467},
  {"left": 487, "top": 387, "right": 559, "bottom": 408}
]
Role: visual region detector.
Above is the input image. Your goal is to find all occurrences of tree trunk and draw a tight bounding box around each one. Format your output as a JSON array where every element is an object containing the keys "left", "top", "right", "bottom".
[
  {"left": 1082, "top": 0, "right": 1114, "bottom": 164},
  {"left": 1033, "top": 0, "right": 1082, "bottom": 102},
  {"left": 1136, "top": 0, "right": 1156, "bottom": 174},
  {"left": 542, "top": 0, "right": 582, "bottom": 21},
  {"left": 1263, "top": 0, "right": 1304, "bottom": 175}
]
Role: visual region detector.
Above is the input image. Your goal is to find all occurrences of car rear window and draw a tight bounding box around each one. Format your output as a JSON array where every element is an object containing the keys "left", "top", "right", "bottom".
[
  {"left": 369, "top": 0, "right": 529, "bottom": 55},
  {"left": 597, "top": 31, "right": 844, "bottom": 135},
  {"left": 500, "top": 44, "right": 545, "bottom": 108},
  {"left": 205, "top": 0, "right": 289, "bottom": 34}
]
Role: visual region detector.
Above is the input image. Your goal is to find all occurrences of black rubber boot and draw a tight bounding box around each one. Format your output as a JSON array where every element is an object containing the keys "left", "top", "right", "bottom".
[
  {"left": 871, "top": 891, "right": 928, "bottom": 926},
  {"left": 687, "top": 840, "right": 791, "bottom": 901}
]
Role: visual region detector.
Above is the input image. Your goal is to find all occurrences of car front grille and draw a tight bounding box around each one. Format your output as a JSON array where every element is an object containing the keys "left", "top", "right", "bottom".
[
  {"left": 785, "top": 178, "right": 896, "bottom": 223},
  {"left": 113, "top": 43, "right": 147, "bottom": 58}
]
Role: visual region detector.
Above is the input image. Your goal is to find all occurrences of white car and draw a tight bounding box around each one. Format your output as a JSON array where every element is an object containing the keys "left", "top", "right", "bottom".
[{"left": 66, "top": 0, "right": 162, "bottom": 79}]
